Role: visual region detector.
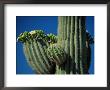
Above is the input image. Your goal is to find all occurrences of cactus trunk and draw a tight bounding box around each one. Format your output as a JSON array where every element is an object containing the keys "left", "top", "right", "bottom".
[{"left": 57, "top": 16, "right": 87, "bottom": 74}]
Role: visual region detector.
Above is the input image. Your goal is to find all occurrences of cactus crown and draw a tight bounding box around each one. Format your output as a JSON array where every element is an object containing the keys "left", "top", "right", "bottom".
[
  {"left": 17, "top": 31, "right": 31, "bottom": 43},
  {"left": 45, "top": 33, "right": 57, "bottom": 44},
  {"left": 17, "top": 30, "right": 57, "bottom": 44}
]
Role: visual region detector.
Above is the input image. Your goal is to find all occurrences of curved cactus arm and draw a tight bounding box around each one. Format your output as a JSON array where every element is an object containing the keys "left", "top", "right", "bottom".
[
  {"left": 33, "top": 40, "right": 51, "bottom": 74},
  {"left": 37, "top": 40, "right": 53, "bottom": 70},
  {"left": 24, "top": 41, "right": 45, "bottom": 74},
  {"left": 30, "top": 41, "right": 49, "bottom": 74},
  {"left": 23, "top": 43, "right": 40, "bottom": 73}
]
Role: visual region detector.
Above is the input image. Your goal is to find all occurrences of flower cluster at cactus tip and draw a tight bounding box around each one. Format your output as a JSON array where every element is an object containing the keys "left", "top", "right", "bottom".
[{"left": 17, "top": 30, "right": 57, "bottom": 44}]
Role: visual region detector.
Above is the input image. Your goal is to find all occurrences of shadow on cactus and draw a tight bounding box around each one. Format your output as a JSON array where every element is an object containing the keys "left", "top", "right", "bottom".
[{"left": 17, "top": 16, "right": 94, "bottom": 74}]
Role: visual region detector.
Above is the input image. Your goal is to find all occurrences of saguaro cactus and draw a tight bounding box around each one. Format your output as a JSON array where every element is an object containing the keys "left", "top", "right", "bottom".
[
  {"left": 17, "top": 16, "right": 94, "bottom": 74},
  {"left": 56, "top": 16, "right": 90, "bottom": 74}
]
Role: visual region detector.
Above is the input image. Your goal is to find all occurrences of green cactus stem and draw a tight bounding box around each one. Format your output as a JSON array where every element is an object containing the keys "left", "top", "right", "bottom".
[
  {"left": 17, "top": 30, "right": 56, "bottom": 74},
  {"left": 70, "top": 16, "right": 75, "bottom": 74},
  {"left": 57, "top": 16, "right": 88, "bottom": 74},
  {"left": 47, "top": 44, "right": 66, "bottom": 65},
  {"left": 17, "top": 17, "right": 94, "bottom": 74}
]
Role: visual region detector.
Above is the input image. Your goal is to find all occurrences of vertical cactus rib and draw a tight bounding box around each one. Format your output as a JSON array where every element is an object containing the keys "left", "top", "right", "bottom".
[
  {"left": 70, "top": 16, "right": 75, "bottom": 74},
  {"left": 74, "top": 16, "right": 80, "bottom": 74},
  {"left": 65, "top": 16, "right": 71, "bottom": 74},
  {"left": 79, "top": 16, "right": 84, "bottom": 74},
  {"left": 58, "top": 16, "right": 62, "bottom": 44},
  {"left": 60, "top": 16, "right": 67, "bottom": 74},
  {"left": 62, "top": 17, "right": 64, "bottom": 41},
  {"left": 63, "top": 16, "right": 67, "bottom": 40}
]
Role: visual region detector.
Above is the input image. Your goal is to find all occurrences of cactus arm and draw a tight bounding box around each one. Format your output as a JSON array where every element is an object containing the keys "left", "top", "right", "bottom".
[
  {"left": 23, "top": 43, "right": 39, "bottom": 73},
  {"left": 37, "top": 41, "right": 52, "bottom": 70},
  {"left": 33, "top": 40, "right": 50, "bottom": 74},
  {"left": 24, "top": 41, "right": 44, "bottom": 74},
  {"left": 30, "top": 41, "right": 49, "bottom": 74}
]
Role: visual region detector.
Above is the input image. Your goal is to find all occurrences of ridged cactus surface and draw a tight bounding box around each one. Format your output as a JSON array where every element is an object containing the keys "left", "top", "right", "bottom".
[
  {"left": 17, "top": 30, "right": 56, "bottom": 74},
  {"left": 47, "top": 44, "right": 66, "bottom": 65},
  {"left": 17, "top": 16, "right": 94, "bottom": 74}
]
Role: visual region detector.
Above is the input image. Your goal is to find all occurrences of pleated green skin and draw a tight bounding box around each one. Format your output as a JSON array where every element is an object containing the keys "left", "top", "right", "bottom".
[
  {"left": 23, "top": 40, "right": 54, "bottom": 74},
  {"left": 47, "top": 44, "right": 66, "bottom": 66},
  {"left": 74, "top": 16, "right": 80, "bottom": 74},
  {"left": 57, "top": 16, "right": 88, "bottom": 74},
  {"left": 70, "top": 16, "right": 75, "bottom": 74},
  {"left": 79, "top": 17, "right": 87, "bottom": 74}
]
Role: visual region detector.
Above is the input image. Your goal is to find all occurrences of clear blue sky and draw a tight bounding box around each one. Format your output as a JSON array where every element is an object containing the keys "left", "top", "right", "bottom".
[{"left": 16, "top": 16, "right": 94, "bottom": 74}]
